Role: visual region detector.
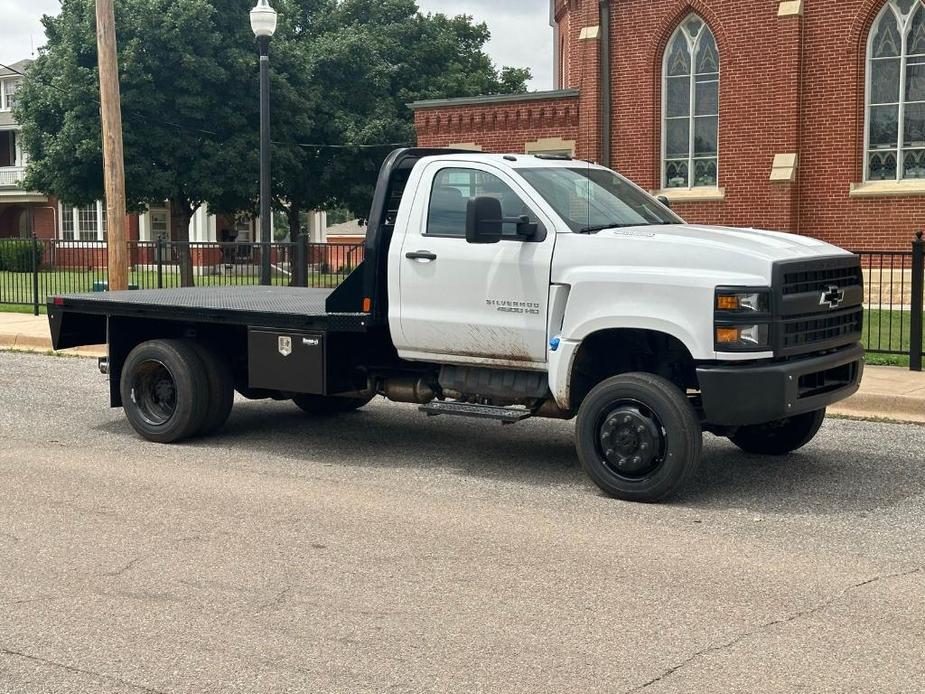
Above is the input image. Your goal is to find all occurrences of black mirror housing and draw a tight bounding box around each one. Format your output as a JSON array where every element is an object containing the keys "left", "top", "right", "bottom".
[
  {"left": 466, "top": 197, "right": 503, "bottom": 244},
  {"left": 656, "top": 194, "right": 672, "bottom": 209}
]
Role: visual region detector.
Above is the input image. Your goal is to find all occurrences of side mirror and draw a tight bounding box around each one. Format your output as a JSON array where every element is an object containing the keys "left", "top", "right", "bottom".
[
  {"left": 466, "top": 196, "right": 503, "bottom": 244},
  {"left": 656, "top": 194, "right": 672, "bottom": 209}
]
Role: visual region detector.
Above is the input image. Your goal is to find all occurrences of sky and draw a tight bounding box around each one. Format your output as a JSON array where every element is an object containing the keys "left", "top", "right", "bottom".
[{"left": 0, "top": 0, "right": 553, "bottom": 90}]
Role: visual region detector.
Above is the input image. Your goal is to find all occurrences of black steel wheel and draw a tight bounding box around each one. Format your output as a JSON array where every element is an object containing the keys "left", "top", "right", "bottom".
[
  {"left": 729, "top": 409, "right": 826, "bottom": 456},
  {"left": 120, "top": 339, "right": 209, "bottom": 443},
  {"left": 292, "top": 393, "right": 374, "bottom": 416},
  {"left": 576, "top": 373, "right": 702, "bottom": 502}
]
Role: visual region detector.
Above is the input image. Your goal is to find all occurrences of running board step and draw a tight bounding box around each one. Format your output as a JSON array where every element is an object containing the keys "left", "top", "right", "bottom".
[{"left": 419, "top": 401, "right": 532, "bottom": 424}]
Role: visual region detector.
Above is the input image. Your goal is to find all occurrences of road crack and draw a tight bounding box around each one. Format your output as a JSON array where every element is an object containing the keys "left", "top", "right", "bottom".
[
  {"left": 0, "top": 645, "right": 169, "bottom": 693},
  {"left": 625, "top": 566, "right": 922, "bottom": 693},
  {"left": 99, "top": 554, "right": 148, "bottom": 578}
]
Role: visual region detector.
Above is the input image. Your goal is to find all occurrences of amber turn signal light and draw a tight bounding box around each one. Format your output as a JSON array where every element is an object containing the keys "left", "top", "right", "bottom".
[
  {"left": 715, "top": 327, "right": 740, "bottom": 343},
  {"left": 716, "top": 295, "right": 740, "bottom": 310}
]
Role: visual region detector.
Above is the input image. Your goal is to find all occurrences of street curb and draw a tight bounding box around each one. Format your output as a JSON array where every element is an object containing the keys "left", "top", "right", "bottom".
[
  {"left": 0, "top": 335, "right": 105, "bottom": 359},
  {"left": 829, "top": 393, "right": 925, "bottom": 424}
]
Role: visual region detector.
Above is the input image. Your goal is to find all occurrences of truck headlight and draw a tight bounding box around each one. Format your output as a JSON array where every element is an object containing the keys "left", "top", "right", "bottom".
[
  {"left": 715, "top": 290, "right": 769, "bottom": 313},
  {"left": 715, "top": 324, "right": 770, "bottom": 348},
  {"left": 715, "top": 287, "right": 772, "bottom": 351}
]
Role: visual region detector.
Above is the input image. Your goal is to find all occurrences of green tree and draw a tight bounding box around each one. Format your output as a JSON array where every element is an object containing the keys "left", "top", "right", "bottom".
[
  {"left": 16, "top": 0, "right": 531, "bottom": 283},
  {"left": 17, "top": 0, "right": 259, "bottom": 286},
  {"left": 271, "top": 0, "right": 531, "bottom": 231}
]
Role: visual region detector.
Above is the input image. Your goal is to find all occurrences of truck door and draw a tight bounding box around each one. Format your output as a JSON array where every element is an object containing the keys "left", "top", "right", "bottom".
[{"left": 396, "top": 162, "right": 555, "bottom": 367}]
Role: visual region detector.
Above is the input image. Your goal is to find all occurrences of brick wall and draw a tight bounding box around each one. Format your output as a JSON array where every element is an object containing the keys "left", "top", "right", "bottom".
[
  {"left": 414, "top": 94, "right": 581, "bottom": 156},
  {"left": 414, "top": 0, "right": 925, "bottom": 252}
]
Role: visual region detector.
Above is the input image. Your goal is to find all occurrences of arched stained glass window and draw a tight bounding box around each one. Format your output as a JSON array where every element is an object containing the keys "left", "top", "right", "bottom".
[
  {"left": 867, "top": 0, "right": 925, "bottom": 181},
  {"left": 662, "top": 15, "right": 720, "bottom": 189}
]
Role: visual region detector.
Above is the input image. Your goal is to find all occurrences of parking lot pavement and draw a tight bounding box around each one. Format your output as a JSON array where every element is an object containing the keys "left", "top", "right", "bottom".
[{"left": 1, "top": 351, "right": 923, "bottom": 694}]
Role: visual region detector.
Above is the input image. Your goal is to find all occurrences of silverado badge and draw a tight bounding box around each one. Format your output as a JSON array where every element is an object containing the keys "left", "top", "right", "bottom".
[
  {"left": 820, "top": 285, "right": 845, "bottom": 309},
  {"left": 278, "top": 336, "right": 293, "bottom": 357}
]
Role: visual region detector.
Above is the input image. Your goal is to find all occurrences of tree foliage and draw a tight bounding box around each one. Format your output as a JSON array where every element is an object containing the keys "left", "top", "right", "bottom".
[{"left": 15, "top": 0, "right": 531, "bottom": 281}]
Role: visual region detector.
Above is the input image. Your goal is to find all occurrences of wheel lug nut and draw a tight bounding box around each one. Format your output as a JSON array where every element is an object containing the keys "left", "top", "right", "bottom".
[
  {"left": 623, "top": 416, "right": 632, "bottom": 424},
  {"left": 637, "top": 425, "right": 645, "bottom": 433},
  {"left": 640, "top": 442, "right": 648, "bottom": 450},
  {"left": 632, "top": 456, "right": 642, "bottom": 465}
]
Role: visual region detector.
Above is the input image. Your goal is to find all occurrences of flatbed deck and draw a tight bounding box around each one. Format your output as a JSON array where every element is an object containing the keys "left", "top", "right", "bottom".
[{"left": 51, "top": 286, "right": 372, "bottom": 335}]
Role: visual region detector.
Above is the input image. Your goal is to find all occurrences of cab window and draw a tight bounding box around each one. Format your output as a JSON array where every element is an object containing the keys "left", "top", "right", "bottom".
[{"left": 426, "top": 168, "right": 541, "bottom": 239}]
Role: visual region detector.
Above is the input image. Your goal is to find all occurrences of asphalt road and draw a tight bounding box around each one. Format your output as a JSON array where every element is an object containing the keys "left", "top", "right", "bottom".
[{"left": 0, "top": 350, "right": 923, "bottom": 694}]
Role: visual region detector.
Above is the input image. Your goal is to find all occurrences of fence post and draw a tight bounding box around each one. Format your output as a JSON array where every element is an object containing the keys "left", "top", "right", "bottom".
[
  {"left": 911, "top": 231, "right": 924, "bottom": 372},
  {"left": 296, "top": 232, "right": 308, "bottom": 287},
  {"left": 31, "top": 233, "right": 40, "bottom": 317},
  {"left": 156, "top": 234, "right": 164, "bottom": 289}
]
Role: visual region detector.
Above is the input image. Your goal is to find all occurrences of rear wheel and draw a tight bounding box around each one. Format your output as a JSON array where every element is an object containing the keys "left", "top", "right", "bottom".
[
  {"left": 575, "top": 373, "right": 702, "bottom": 502},
  {"left": 729, "top": 409, "right": 826, "bottom": 456},
  {"left": 190, "top": 342, "right": 235, "bottom": 435},
  {"left": 120, "top": 339, "right": 209, "bottom": 443},
  {"left": 292, "top": 393, "right": 374, "bottom": 416}
]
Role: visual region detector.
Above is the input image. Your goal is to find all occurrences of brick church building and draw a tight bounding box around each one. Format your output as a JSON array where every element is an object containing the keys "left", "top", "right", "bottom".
[{"left": 412, "top": 0, "right": 925, "bottom": 251}]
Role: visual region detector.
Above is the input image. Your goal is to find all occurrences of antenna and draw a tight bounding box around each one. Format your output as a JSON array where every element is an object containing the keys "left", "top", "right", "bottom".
[{"left": 30, "top": 35, "right": 35, "bottom": 57}]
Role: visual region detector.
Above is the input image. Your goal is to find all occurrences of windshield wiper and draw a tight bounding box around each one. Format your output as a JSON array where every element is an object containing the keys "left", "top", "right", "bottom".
[{"left": 577, "top": 223, "right": 640, "bottom": 234}]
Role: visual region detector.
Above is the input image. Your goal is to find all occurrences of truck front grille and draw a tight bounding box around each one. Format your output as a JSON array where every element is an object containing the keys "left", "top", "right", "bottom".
[
  {"left": 772, "top": 255, "right": 864, "bottom": 357},
  {"left": 782, "top": 307, "right": 864, "bottom": 350},
  {"left": 781, "top": 265, "right": 864, "bottom": 296}
]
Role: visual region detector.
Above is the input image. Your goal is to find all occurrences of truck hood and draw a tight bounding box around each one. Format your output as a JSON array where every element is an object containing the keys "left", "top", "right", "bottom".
[
  {"left": 589, "top": 224, "right": 849, "bottom": 263},
  {"left": 551, "top": 223, "right": 854, "bottom": 289}
]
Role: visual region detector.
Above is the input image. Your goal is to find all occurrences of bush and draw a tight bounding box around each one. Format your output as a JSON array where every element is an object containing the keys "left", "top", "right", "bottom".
[{"left": 0, "top": 239, "right": 44, "bottom": 272}]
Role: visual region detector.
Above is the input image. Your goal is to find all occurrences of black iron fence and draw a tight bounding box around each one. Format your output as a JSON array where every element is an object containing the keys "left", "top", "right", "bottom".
[
  {"left": 0, "top": 236, "right": 365, "bottom": 314},
  {"left": 3, "top": 233, "right": 924, "bottom": 369},
  {"left": 852, "top": 233, "right": 925, "bottom": 370}
]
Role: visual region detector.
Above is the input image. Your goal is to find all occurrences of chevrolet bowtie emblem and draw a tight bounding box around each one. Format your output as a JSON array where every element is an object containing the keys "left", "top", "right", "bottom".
[{"left": 820, "top": 285, "right": 845, "bottom": 309}]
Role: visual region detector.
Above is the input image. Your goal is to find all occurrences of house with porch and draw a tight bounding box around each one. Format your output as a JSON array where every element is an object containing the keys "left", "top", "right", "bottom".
[{"left": 0, "top": 60, "right": 58, "bottom": 241}]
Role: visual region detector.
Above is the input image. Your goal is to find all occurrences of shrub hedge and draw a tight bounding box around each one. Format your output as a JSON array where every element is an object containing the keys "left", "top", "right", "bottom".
[{"left": 0, "top": 240, "right": 43, "bottom": 272}]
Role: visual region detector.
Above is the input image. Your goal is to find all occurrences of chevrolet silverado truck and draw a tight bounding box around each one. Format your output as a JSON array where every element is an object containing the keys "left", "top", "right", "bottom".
[{"left": 48, "top": 148, "right": 864, "bottom": 502}]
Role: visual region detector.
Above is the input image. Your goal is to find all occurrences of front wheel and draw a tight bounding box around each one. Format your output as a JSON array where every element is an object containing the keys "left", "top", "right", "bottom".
[
  {"left": 729, "top": 409, "right": 826, "bottom": 456},
  {"left": 575, "top": 373, "right": 702, "bottom": 502}
]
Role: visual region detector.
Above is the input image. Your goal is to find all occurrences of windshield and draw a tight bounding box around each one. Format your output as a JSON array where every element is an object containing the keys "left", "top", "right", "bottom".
[{"left": 517, "top": 167, "right": 683, "bottom": 232}]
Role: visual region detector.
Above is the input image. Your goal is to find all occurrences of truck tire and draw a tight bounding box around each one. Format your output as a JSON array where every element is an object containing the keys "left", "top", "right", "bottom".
[
  {"left": 120, "top": 339, "right": 210, "bottom": 443},
  {"left": 575, "top": 373, "right": 702, "bottom": 502},
  {"left": 190, "top": 342, "right": 235, "bottom": 435},
  {"left": 292, "top": 393, "right": 374, "bottom": 416},
  {"left": 729, "top": 409, "right": 826, "bottom": 456}
]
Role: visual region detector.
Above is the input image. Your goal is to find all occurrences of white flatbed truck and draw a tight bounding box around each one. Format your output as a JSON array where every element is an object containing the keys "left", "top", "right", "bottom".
[{"left": 49, "top": 148, "right": 864, "bottom": 501}]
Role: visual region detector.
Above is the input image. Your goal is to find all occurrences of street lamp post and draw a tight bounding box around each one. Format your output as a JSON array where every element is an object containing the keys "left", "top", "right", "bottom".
[{"left": 251, "top": 0, "right": 278, "bottom": 286}]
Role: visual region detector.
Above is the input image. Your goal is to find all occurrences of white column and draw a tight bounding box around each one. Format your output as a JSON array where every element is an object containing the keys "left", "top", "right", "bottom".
[{"left": 308, "top": 210, "right": 327, "bottom": 243}]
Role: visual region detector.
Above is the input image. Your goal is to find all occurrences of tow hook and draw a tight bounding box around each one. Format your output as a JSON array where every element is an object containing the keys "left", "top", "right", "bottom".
[{"left": 98, "top": 357, "right": 109, "bottom": 375}]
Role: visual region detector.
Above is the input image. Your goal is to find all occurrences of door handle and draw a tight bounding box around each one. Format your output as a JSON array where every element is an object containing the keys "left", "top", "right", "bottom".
[{"left": 405, "top": 250, "right": 437, "bottom": 261}]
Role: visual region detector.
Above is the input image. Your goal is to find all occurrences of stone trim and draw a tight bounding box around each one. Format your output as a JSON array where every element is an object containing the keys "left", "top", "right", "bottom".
[
  {"left": 524, "top": 137, "right": 577, "bottom": 155},
  {"left": 651, "top": 187, "right": 726, "bottom": 203},
  {"left": 849, "top": 180, "right": 925, "bottom": 198},
  {"left": 408, "top": 89, "right": 580, "bottom": 111},
  {"left": 578, "top": 25, "right": 601, "bottom": 41},
  {"left": 448, "top": 142, "right": 483, "bottom": 152},
  {"left": 770, "top": 153, "right": 799, "bottom": 182},
  {"left": 778, "top": 1, "right": 804, "bottom": 17}
]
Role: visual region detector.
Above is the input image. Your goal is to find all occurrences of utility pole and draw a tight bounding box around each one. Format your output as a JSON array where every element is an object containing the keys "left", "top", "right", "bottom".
[{"left": 95, "top": 0, "right": 128, "bottom": 291}]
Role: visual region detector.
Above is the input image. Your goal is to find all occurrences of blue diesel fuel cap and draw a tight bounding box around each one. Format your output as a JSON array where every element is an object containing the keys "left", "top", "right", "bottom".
[{"left": 549, "top": 337, "right": 561, "bottom": 352}]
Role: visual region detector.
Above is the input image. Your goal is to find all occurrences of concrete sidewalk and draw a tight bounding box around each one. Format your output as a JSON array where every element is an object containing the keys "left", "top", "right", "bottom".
[
  {"left": 0, "top": 312, "right": 105, "bottom": 358},
  {"left": 1, "top": 312, "right": 923, "bottom": 424}
]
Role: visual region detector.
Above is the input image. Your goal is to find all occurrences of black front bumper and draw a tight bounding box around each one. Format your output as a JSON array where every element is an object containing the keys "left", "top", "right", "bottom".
[{"left": 697, "top": 343, "right": 864, "bottom": 427}]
